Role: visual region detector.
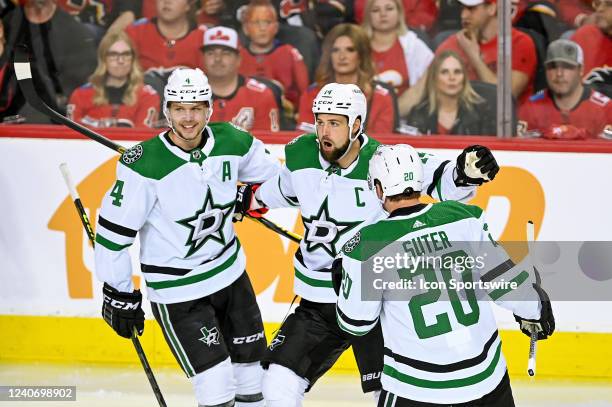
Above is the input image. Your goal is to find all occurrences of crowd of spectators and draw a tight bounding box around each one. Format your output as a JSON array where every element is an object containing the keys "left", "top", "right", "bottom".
[{"left": 0, "top": 0, "right": 609, "bottom": 139}]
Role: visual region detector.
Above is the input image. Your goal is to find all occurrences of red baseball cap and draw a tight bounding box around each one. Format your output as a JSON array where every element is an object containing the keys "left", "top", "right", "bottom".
[{"left": 457, "top": 0, "right": 496, "bottom": 5}]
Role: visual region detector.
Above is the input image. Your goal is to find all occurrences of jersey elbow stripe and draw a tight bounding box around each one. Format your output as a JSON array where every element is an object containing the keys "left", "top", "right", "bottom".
[
  {"left": 336, "top": 311, "right": 376, "bottom": 336},
  {"left": 278, "top": 177, "right": 299, "bottom": 206},
  {"left": 336, "top": 306, "right": 378, "bottom": 327},
  {"left": 95, "top": 233, "right": 132, "bottom": 251},
  {"left": 427, "top": 160, "right": 450, "bottom": 198},
  {"left": 98, "top": 216, "right": 137, "bottom": 238},
  {"left": 488, "top": 270, "right": 530, "bottom": 300},
  {"left": 481, "top": 259, "right": 515, "bottom": 282}
]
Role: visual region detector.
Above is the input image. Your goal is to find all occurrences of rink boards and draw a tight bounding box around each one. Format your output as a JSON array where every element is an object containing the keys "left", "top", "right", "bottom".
[{"left": 1, "top": 131, "right": 612, "bottom": 379}]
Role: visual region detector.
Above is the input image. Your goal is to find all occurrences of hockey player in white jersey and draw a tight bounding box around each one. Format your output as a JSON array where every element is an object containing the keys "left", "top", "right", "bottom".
[
  {"left": 94, "top": 68, "right": 279, "bottom": 407},
  {"left": 233, "top": 83, "right": 501, "bottom": 406},
  {"left": 336, "top": 144, "right": 555, "bottom": 406}
]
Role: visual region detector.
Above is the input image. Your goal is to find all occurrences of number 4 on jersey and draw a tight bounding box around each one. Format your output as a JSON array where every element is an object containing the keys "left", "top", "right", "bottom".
[{"left": 110, "top": 180, "right": 125, "bottom": 207}]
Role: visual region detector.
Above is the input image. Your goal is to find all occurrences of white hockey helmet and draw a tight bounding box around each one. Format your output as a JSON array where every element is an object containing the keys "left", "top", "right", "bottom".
[
  {"left": 368, "top": 144, "right": 424, "bottom": 202},
  {"left": 312, "top": 83, "right": 367, "bottom": 142},
  {"left": 163, "top": 68, "right": 213, "bottom": 125}
]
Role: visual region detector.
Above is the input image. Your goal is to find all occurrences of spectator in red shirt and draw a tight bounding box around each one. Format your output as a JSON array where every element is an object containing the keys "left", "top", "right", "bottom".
[
  {"left": 436, "top": 0, "right": 537, "bottom": 103},
  {"left": 362, "top": 0, "right": 433, "bottom": 97},
  {"left": 239, "top": 0, "right": 309, "bottom": 115},
  {"left": 298, "top": 23, "right": 398, "bottom": 134},
  {"left": 404, "top": 50, "right": 496, "bottom": 136},
  {"left": 67, "top": 31, "right": 160, "bottom": 128},
  {"left": 572, "top": 0, "right": 612, "bottom": 89},
  {"left": 354, "top": 0, "right": 438, "bottom": 32},
  {"left": 125, "top": 0, "right": 205, "bottom": 77},
  {"left": 201, "top": 26, "right": 280, "bottom": 132},
  {"left": 518, "top": 39, "right": 611, "bottom": 139}
]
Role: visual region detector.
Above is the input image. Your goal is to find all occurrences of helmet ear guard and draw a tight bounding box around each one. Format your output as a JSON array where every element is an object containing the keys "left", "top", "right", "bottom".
[{"left": 368, "top": 144, "right": 424, "bottom": 203}]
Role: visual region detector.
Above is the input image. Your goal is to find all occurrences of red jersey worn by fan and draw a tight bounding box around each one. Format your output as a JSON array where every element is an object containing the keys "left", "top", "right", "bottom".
[
  {"left": 67, "top": 84, "right": 160, "bottom": 128},
  {"left": 239, "top": 42, "right": 309, "bottom": 109},
  {"left": 518, "top": 87, "right": 612, "bottom": 139},
  {"left": 298, "top": 83, "right": 396, "bottom": 134},
  {"left": 572, "top": 25, "right": 612, "bottom": 79},
  {"left": 437, "top": 28, "right": 537, "bottom": 102},
  {"left": 211, "top": 76, "right": 280, "bottom": 132},
  {"left": 126, "top": 18, "right": 205, "bottom": 75}
]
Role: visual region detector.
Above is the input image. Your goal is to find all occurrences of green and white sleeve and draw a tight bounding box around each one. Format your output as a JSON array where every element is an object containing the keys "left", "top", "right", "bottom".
[{"left": 94, "top": 162, "right": 155, "bottom": 292}]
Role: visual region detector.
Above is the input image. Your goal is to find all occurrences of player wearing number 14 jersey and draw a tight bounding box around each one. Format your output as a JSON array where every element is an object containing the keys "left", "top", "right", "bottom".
[
  {"left": 233, "top": 83, "right": 501, "bottom": 406},
  {"left": 337, "top": 144, "right": 555, "bottom": 406}
]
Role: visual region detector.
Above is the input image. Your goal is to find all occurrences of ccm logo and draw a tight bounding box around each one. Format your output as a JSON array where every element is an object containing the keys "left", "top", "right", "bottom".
[
  {"left": 103, "top": 295, "right": 140, "bottom": 310},
  {"left": 233, "top": 331, "right": 265, "bottom": 344},
  {"left": 362, "top": 372, "right": 381, "bottom": 381}
]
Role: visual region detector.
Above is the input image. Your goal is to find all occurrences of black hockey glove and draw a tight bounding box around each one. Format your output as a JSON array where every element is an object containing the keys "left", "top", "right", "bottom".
[
  {"left": 514, "top": 284, "right": 555, "bottom": 340},
  {"left": 455, "top": 145, "right": 499, "bottom": 187},
  {"left": 102, "top": 283, "right": 145, "bottom": 339},
  {"left": 233, "top": 184, "right": 268, "bottom": 222}
]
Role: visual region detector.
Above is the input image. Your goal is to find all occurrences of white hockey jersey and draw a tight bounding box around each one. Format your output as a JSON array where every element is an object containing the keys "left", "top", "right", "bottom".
[
  {"left": 336, "top": 201, "right": 541, "bottom": 404},
  {"left": 94, "top": 122, "right": 280, "bottom": 304},
  {"left": 257, "top": 133, "right": 476, "bottom": 303}
]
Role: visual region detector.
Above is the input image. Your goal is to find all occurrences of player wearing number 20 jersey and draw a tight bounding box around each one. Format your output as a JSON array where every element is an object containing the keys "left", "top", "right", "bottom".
[{"left": 337, "top": 144, "right": 551, "bottom": 406}]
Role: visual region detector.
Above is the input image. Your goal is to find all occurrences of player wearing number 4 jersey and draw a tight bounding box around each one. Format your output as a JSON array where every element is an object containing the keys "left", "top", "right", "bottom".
[
  {"left": 234, "top": 82, "right": 500, "bottom": 406},
  {"left": 94, "top": 68, "right": 279, "bottom": 407},
  {"left": 337, "top": 144, "right": 555, "bottom": 406}
]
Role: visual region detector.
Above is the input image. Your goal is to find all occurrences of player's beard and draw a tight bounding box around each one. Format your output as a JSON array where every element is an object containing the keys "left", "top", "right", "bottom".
[{"left": 320, "top": 137, "right": 350, "bottom": 164}]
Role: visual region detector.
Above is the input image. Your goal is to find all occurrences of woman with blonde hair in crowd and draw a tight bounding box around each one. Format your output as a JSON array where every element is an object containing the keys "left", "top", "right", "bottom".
[
  {"left": 405, "top": 50, "right": 495, "bottom": 135},
  {"left": 67, "top": 31, "right": 160, "bottom": 128},
  {"left": 297, "top": 23, "right": 398, "bottom": 134},
  {"left": 362, "top": 0, "right": 434, "bottom": 96}
]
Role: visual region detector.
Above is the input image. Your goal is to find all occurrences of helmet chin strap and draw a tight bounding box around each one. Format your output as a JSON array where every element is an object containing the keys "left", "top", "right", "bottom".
[{"left": 334, "top": 125, "right": 361, "bottom": 164}]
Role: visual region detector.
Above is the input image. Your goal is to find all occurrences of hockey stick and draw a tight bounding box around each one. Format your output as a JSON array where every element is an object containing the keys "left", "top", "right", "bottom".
[
  {"left": 59, "top": 163, "right": 167, "bottom": 407},
  {"left": 14, "top": 46, "right": 127, "bottom": 154},
  {"left": 526, "top": 220, "right": 538, "bottom": 377},
  {"left": 13, "top": 49, "right": 300, "bottom": 244}
]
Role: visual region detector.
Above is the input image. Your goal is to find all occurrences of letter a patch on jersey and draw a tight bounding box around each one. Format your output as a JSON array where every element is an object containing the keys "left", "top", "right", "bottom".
[{"left": 176, "top": 188, "right": 234, "bottom": 257}]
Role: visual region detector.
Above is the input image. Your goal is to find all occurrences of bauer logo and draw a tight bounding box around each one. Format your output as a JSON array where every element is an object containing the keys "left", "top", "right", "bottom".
[{"left": 121, "top": 145, "right": 143, "bottom": 164}]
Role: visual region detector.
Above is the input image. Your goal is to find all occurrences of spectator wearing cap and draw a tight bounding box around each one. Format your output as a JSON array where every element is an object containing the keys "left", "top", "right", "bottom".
[
  {"left": 436, "top": 0, "right": 538, "bottom": 104},
  {"left": 125, "top": 0, "right": 205, "bottom": 78},
  {"left": 571, "top": 0, "right": 612, "bottom": 92},
  {"left": 200, "top": 26, "right": 280, "bottom": 132},
  {"left": 239, "top": 0, "right": 309, "bottom": 114},
  {"left": 518, "top": 39, "right": 611, "bottom": 139}
]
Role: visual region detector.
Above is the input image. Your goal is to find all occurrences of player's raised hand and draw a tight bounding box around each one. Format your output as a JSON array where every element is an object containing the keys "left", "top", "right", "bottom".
[
  {"left": 514, "top": 283, "right": 555, "bottom": 340},
  {"left": 455, "top": 145, "right": 499, "bottom": 187},
  {"left": 102, "top": 283, "right": 145, "bottom": 339},
  {"left": 233, "top": 184, "right": 268, "bottom": 222}
]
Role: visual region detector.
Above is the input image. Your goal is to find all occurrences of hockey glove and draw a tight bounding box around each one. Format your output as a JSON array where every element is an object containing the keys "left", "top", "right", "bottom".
[
  {"left": 102, "top": 283, "right": 145, "bottom": 339},
  {"left": 514, "top": 284, "right": 555, "bottom": 340},
  {"left": 455, "top": 145, "right": 499, "bottom": 187},
  {"left": 233, "top": 184, "right": 268, "bottom": 222}
]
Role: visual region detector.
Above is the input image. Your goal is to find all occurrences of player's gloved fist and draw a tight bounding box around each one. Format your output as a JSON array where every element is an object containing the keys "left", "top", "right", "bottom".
[
  {"left": 455, "top": 145, "right": 499, "bottom": 187},
  {"left": 102, "top": 283, "right": 145, "bottom": 339},
  {"left": 233, "top": 184, "right": 268, "bottom": 222},
  {"left": 514, "top": 284, "right": 555, "bottom": 340}
]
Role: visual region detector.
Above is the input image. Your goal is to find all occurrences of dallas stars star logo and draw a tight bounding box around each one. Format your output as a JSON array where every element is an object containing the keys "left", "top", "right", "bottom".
[
  {"left": 198, "top": 326, "right": 220, "bottom": 347},
  {"left": 302, "top": 197, "right": 360, "bottom": 257},
  {"left": 176, "top": 188, "right": 234, "bottom": 257}
]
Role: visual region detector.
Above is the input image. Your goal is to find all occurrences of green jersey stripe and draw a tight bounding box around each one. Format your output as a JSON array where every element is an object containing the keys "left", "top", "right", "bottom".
[
  {"left": 95, "top": 233, "right": 132, "bottom": 251},
  {"left": 489, "top": 270, "right": 530, "bottom": 300},
  {"left": 383, "top": 342, "right": 501, "bottom": 389},
  {"left": 336, "top": 312, "right": 371, "bottom": 336},
  {"left": 294, "top": 267, "right": 333, "bottom": 288},
  {"left": 147, "top": 241, "right": 241, "bottom": 289}
]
